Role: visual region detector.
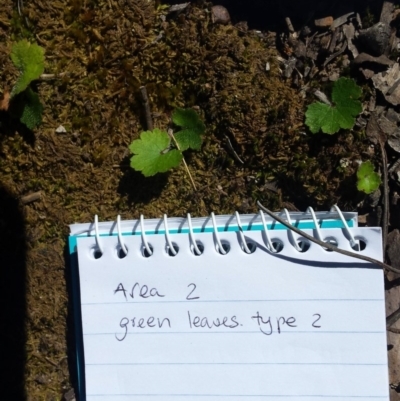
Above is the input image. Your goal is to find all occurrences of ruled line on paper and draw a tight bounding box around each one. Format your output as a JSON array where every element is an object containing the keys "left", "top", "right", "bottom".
[
  {"left": 86, "top": 394, "right": 388, "bottom": 398},
  {"left": 86, "top": 362, "right": 386, "bottom": 366},
  {"left": 84, "top": 330, "right": 385, "bottom": 336},
  {"left": 81, "top": 298, "right": 384, "bottom": 306}
]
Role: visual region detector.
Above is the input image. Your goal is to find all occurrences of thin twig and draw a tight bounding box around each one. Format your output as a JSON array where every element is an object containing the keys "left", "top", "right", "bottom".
[
  {"left": 323, "top": 41, "right": 347, "bottom": 67},
  {"left": 378, "top": 139, "right": 389, "bottom": 253},
  {"left": 285, "top": 17, "right": 295, "bottom": 34},
  {"left": 387, "top": 306, "right": 400, "bottom": 328},
  {"left": 257, "top": 201, "right": 400, "bottom": 274},
  {"left": 224, "top": 134, "right": 244, "bottom": 164},
  {"left": 39, "top": 72, "right": 68, "bottom": 81},
  {"left": 168, "top": 129, "right": 197, "bottom": 191},
  {"left": 140, "top": 86, "right": 153, "bottom": 131},
  {"left": 20, "top": 191, "right": 41, "bottom": 204}
]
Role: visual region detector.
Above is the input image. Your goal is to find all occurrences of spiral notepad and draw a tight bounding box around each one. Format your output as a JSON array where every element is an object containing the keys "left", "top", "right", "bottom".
[{"left": 69, "top": 208, "right": 389, "bottom": 401}]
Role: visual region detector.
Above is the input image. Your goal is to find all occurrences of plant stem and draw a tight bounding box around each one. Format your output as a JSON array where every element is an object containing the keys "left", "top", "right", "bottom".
[
  {"left": 168, "top": 129, "right": 197, "bottom": 191},
  {"left": 140, "top": 85, "right": 153, "bottom": 131},
  {"left": 257, "top": 201, "right": 400, "bottom": 275}
]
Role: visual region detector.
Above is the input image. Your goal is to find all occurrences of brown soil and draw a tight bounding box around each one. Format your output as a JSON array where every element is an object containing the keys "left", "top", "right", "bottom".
[{"left": 0, "top": 0, "right": 377, "bottom": 399}]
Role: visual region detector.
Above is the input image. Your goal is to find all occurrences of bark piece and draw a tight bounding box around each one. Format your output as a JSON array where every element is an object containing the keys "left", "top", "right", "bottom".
[
  {"left": 380, "top": 0, "right": 395, "bottom": 25},
  {"left": 332, "top": 12, "right": 355, "bottom": 29},
  {"left": 388, "top": 132, "right": 400, "bottom": 153},
  {"left": 353, "top": 52, "right": 394, "bottom": 67},
  {"left": 387, "top": 108, "right": 400, "bottom": 123},
  {"left": 343, "top": 23, "right": 358, "bottom": 58},
  {"left": 211, "top": 6, "right": 230, "bottom": 25},
  {"left": 20, "top": 191, "right": 41, "bottom": 204},
  {"left": 371, "top": 63, "right": 400, "bottom": 105},
  {"left": 358, "top": 22, "right": 391, "bottom": 56},
  {"left": 168, "top": 3, "right": 189, "bottom": 13},
  {"left": 314, "top": 16, "right": 333, "bottom": 28}
]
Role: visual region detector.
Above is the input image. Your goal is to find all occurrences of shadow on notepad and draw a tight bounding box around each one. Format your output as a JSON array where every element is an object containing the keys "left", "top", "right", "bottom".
[{"left": 0, "top": 186, "right": 27, "bottom": 400}]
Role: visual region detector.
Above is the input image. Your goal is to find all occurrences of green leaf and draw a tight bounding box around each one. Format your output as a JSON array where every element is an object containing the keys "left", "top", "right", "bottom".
[
  {"left": 19, "top": 88, "right": 43, "bottom": 129},
  {"left": 305, "top": 77, "right": 362, "bottom": 134},
  {"left": 356, "top": 161, "right": 381, "bottom": 194},
  {"left": 129, "top": 129, "right": 183, "bottom": 176},
  {"left": 172, "top": 108, "right": 205, "bottom": 131},
  {"left": 10, "top": 40, "right": 45, "bottom": 97},
  {"left": 172, "top": 108, "right": 205, "bottom": 150},
  {"left": 174, "top": 129, "right": 203, "bottom": 151}
]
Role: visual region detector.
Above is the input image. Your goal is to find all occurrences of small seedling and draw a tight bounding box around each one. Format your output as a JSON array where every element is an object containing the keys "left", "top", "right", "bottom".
[
  {"left": 357, "top": 161, "right": 381, "bottom": 194},
  {"left": 3, "top": 40, "right": 45, "bottom": 129},
  {"left": 129, "top": 108, "right": 205, "bottom": 188},
  {"left": 305, "top": 77, "right": 362, "bottom": 134}
]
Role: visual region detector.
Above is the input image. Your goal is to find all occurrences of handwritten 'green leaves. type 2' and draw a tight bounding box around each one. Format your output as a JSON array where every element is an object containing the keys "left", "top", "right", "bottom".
[
  {"left": 305, "top": 77, "right": 362, "bottom": 134},
  {"left": 129, "top": 108, "right": 205, "bottom": 177}
]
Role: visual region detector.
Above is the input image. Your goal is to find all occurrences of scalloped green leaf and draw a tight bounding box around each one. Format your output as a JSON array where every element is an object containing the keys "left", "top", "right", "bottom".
[
  {"left": 172, "top": 108, "right": 205, "bottom": 131},
  {"left": 19, "top": 88, "right": 43, "bottom": 129},
  {"left": 357, "top": 161, "right": 381, "bottom": 194},
  {"left": 129, "top": 129, "right": 183, "bottom": 176},
  {"left": 10, "top": 40, "right": 45, "bottom": 97},
  {"left": 172, "top": 108, "right": 205, "bottom": 151},
  {"left": 174, "top": 129, "right": 202, "bottom": 151},
  {"left": 305, "top": 77, "right": 362, "bottom": 134}
]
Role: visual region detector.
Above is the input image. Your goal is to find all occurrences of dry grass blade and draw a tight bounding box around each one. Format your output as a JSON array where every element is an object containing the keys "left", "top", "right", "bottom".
[{"left": 257, "top": 201, "right": 400, "bottom": 274}]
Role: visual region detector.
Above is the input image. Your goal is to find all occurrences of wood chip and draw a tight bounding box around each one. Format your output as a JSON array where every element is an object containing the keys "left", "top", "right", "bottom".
[
  {"left": 359, "top": 22, "right": 391, "bottom": 56},
  {"left": 342, "top": 23, "right": 358, "bottom": 58},
  {"left": 331, "top": 12, "right": 355, "bottom": 29},
  {"left": 20, "top": 191, "right": 42, "bottom": 204},
  {"left": 168, "top": 3, "right": 189, "bottom": 13},
  {"left": 313, "top": 89, "right": 331, "bottom": 105},
  {"left": 314, "top": 16, "right": 333, "bottom": 28},
  {"left": 353, "top": 52, "right": 394, "bottom": 66},
  {"left": 380, "top": 0, "right": 395, "bottom": 25},
  {"left": 0, "top": 91, "right": 10, "bottom": 111},
  {"left": 371, "top": 63, "right": 400, "bottom": 105}
]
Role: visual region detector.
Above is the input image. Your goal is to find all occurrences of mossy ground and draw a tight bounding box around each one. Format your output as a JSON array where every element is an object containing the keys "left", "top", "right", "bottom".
[{"left": 0, "top": 0, "right": 371, "bottom": 399}]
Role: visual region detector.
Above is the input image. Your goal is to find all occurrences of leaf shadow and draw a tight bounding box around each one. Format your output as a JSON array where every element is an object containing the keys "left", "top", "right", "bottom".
[
  {"left": 0, "top": 110, "right": 35, "bottom": 147},
  {"left": 117, "top": 155, "right": 169, "bottom": 204}
]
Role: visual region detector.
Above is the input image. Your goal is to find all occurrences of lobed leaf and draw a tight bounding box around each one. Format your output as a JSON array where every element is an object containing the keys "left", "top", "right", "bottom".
[
  {"left": 172, "top": 108, "right": 205, "bottom": 150},
  {"left": 19, "top": 88, "right": 43, "bottom": 129},
  {"left": 11, "top": 40, "right": 45, "bottom": 97},
  {"left": 172, "top": 108, "right": 205, "bottom": 131},
  {"left": 129, "top": 129, "right": 183, "bottom": 176},
  {"left": 356, "top": 161, "right": 381, "bottom": 194},
  {"left": 174, "top": 129, "right": 202, "bottom": 151},
  {"left": 305, "top": 77, "right": 362, "bottom": 135}
]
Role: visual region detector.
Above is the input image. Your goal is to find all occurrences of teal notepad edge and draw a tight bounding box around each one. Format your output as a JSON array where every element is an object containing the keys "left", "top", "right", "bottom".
[{"left": 68, "top": 217, "right": 355, "bottom": 401}]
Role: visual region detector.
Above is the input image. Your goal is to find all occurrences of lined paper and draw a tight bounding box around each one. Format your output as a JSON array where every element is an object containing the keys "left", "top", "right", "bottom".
[{"left": 76, "top": 227, "right": 389, "bottom": 401}]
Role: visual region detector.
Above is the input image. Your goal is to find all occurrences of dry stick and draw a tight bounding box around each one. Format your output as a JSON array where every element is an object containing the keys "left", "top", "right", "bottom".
[
  {"left": 140, "top": 86, "right": 153, "bottom": 131},
  {"left": 378, "top": 139, "right": 389, "bottom": 253},
  {"left": 386, "top": 306, "right": 400, "bottom": 328},
  {"left": 168, "top": 129, "right": 197, "bottom": 191},
  {"left": 20, "top": 191, "right": 41, "bottom": 204},
  {"left": 285, "top": 17, "right": 295, "bottom": 34},
  {"left": 39, "top": 72, "right": 68, "bottom": 81},
  {"left": 256, "top": 201, "right": 400, "bottom": 275}
]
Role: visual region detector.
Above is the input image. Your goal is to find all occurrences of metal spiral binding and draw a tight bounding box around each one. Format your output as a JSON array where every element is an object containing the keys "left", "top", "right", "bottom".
[
  {"left": 90, "top": 205, "right": 354, "bottom": 258},
  {"left": 93, "top": 215, "right": 103, "bottom": 256},
  {"left": 140, "top": 214, "right": 153, "bottom": 256},
  {"left": 117, "top": 215, "right": 128, "bottom": 256},
  {"left": 164, "top": 214, "right": 177, "bottom": 256}
]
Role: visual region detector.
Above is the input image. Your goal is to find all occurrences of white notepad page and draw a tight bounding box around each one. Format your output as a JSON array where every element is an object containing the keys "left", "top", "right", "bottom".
[{"left": 75, "top": 226, "right": 389, "bottom": 401}]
